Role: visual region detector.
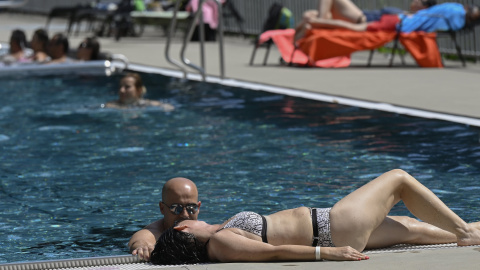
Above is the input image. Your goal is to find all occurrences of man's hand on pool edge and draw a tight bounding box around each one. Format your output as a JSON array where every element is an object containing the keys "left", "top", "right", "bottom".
[{"left": 132, "top": 245, "right": 155, "bottom": 261}]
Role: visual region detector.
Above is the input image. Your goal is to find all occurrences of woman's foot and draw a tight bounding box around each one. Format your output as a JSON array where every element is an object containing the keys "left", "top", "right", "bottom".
[
  {"left": 294, "top": 23, "right": 311, "bottom": 43},
  {"left": 457, "top": 222, "right": 480, "bottom": 246}
]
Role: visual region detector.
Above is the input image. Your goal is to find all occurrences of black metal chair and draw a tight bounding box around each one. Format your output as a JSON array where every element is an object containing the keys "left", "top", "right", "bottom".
[{"left": 249, "top": 3, "right": 287, "bottom": 66}]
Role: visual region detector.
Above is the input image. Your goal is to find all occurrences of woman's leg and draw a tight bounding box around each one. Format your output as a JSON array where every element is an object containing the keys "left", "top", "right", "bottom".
[
  {"left": 318, "top": 0, "right": 366, "bottom": 23},
  {"left": 329, "top": 169, "right": 480, "bottom": 251},
  {"left": 295, "top": 0, "right": 366, "bottom": 41},
  {"left": 365, "top": 216, "right": 457, "bottom": 249}
]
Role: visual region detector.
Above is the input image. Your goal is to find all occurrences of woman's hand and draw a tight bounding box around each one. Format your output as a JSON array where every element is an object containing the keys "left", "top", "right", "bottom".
[{"left": 323, "top": 246, "right": 369, "bottom": 261}]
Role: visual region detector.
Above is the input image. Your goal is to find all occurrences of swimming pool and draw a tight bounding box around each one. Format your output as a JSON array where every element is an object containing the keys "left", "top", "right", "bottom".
[{"left": 1, "top": 70, "right": 479, "bottom": 264}]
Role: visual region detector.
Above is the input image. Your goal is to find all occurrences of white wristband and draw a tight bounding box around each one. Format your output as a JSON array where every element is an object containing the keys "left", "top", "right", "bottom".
[{"left": 315, "top": 246, "right": 321, "bottom": 260}]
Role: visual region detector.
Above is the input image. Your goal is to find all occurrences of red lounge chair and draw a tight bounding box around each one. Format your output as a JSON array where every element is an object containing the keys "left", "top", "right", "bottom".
[{"left": 258, "top": 28, "right": 442, "bottom": 68}]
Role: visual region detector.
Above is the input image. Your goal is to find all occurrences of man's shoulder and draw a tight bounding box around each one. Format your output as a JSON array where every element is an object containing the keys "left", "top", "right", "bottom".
[{"left": 144, "top": 219, "right": 165, "bottom": 233}]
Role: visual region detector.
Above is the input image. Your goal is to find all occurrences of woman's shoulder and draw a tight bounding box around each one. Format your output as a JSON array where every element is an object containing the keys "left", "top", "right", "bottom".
[
  {"left": 140, "top": 99, "right": 175, "bottom": 111},
  {"left": 33, "top": 52, "right": 51, "bottom": 63},
  {"left": 103, "top": 101, "right": 121, "bottom": 108}
]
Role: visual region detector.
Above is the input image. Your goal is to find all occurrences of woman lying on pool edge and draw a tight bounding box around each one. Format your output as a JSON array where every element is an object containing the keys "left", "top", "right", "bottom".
[{"left": 149, "top": 169, "right": 480, "bottom": 264}]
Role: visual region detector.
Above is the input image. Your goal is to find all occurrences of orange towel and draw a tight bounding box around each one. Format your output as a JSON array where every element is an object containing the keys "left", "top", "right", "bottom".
[
  {"left": 399, "top": 32, "right": 442, "bottom": 68},
  {"left": 259, "top": 29, "right": 443, "bottom": 68},
  {"left": 259, "top": 29, "right": 351, "bottom": 68}
]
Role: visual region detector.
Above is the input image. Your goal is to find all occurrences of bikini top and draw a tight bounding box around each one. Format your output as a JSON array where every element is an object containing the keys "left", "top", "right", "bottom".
[{"left": 221, "top": 211, "right": 268, "bottom": 243}]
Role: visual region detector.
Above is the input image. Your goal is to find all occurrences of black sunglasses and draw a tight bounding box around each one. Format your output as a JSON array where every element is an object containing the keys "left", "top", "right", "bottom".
[{"left": 162, "top": 202, "right": 198, "bottom": 215}]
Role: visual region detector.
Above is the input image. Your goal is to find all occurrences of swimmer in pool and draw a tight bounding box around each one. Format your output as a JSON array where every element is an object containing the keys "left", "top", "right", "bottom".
[
  {"left": 150, "top": 169, "right": 480, "bottom": 264},
  {"left": 76, "top": 37, "right": 100, "bottom": 61},
  {"left": 1, "top": 29, "right": 32, "bottom": 65},
  {"left": 104, "top": 73, "right": 174, "bottom": 110}
]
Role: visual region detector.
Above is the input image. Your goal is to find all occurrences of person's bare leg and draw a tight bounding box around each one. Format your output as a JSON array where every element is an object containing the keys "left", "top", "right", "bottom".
[
  {"left": 329, "top": 169, "right": 480, "bottom": 251},
  {"left": 307, "top": 18, "right": 367, "bottom": 31},
  {"left": 318, "top": 0, "right": 366, "bottom": 23},
  {"left": 294, "top": 10, "right": 317, "bottom": 41},
  {"left": 317, "top": 0, "right": 333, "bottom": 19},
  {"left": 295, "top": 0, "right": 366, "bottom": 41},
  {"left": 365, "top": 216, "right": 457, "bottom": 249}
]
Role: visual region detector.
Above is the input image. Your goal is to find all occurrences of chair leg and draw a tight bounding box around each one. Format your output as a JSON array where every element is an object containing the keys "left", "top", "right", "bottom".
[
  {"left": 367, "top": 50, "right": 374, "bottom": 67},
  {"left": 450, "top": 32, "right": 466, "bottom": 67},
  {"left": 249, "top": 43, "right": 259, "bottom": 66},
  {"left": 288, "top": 46, "right": 298, "bottom": 66},
  {"left": 263, "top": 42, "right": 272, "bottom": 66},
  {"left": 399, "top": 52, "right": 406, "bottom": 66},
  {"left": 389, "top": 37, "right": 400, "bottom": 67}
]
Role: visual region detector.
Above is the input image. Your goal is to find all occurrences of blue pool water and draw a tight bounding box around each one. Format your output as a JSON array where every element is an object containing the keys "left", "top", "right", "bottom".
[{"left": 0, "top": 72, "right": 479, "bottom": 263}]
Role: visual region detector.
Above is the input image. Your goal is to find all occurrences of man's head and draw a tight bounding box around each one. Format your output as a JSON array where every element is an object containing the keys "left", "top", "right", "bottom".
[
  {"left": 410, "top": 0, "right": 436, "bottom": 13},
  {"left": 465, "top": 5, "right": 480, "bottom": 29},
  {"left": 48, "top": 33, "right": 69, "bottom": 59},
  {"left": 159, "top": 177, "right": 201, "bottom": 229}
]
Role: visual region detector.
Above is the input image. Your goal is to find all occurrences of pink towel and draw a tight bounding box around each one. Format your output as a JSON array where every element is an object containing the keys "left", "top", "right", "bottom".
[{"left": 187, "top": 0, "right": 226, "bottom": 29}]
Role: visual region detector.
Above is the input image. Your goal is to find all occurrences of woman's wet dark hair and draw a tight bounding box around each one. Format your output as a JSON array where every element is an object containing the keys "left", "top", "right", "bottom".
[
  {"left": 80, "top": 37, "right": 100, "bottom": 60},
  {"left": 33, "top": 28, "right": 49, "bottom": 51},
  {"left": 10, "top": 29, "right": 27, "bottom": 49},
  {"left": 150, "top": 227, "right": 209, "bottom": 265}
]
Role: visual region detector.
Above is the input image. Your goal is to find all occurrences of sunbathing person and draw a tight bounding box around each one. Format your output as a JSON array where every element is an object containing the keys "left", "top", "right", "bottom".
[
  {"left": 151, "top": 169, "right": 480, "bottom": 264},
  {"left": 362, "top": 0, "right": 436, "bottom": 22},
  {"left": 30, "top": 28, "right": 50, "bottom": 62},
  {"left": 104, "top": 73, "right": 174, "bottom": 110},
  {"left": 295, "top": 1, "right": 480, "bottom": 41}
]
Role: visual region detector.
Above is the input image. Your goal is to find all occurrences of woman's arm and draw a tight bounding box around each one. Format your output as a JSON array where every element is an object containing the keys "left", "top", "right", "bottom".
[{"left": 208, "top": 230, "right": 368, "bottom": 262}]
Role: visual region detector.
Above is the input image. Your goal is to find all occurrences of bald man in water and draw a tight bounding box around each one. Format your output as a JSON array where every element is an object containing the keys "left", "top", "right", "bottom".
[{"left": 128, "top": 177, "right": 201, "bottom": 261}]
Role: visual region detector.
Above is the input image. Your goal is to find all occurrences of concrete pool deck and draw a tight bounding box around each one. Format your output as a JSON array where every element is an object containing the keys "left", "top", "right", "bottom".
[{"left": 1, "top": 12, "right": 480, "bottom": 270}]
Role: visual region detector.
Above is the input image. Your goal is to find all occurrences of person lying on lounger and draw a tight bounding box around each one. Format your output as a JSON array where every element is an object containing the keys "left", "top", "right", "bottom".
[
  {"left": 295, "top": 0, "right": 480, "bottom": 41},
  {"left": 150, "top": 169, "right": 480, "bottom": 264},
  {"left": 362, "top": 0, "right": 437, "bottom": 23},
  {"left": 104, "top": 72, "right": 174, "bottom": 110}
]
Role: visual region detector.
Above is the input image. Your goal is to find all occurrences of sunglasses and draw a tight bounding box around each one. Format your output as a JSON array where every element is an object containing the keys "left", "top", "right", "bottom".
[
  {"left": 162, "top": 202, "right": 198, "bottom": 215},
  {"left": 80, "top": 41, "right": 92, "bottom": 48}
]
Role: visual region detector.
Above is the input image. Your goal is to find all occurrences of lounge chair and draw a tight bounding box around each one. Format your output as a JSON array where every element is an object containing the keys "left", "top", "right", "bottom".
[{"left": 257, "top": 26, "right": 443, "bottom": 68}]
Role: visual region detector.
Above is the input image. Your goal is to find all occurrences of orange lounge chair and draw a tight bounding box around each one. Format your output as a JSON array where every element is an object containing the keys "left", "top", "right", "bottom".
[{"left": 258, "top": 28, "right": 443, "bottom": 68}]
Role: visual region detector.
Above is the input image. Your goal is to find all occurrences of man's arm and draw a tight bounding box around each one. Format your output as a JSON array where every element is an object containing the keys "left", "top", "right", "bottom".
[
  {"left": 128, "top": 219, "right": 164, "bottom": 261},
  {"left": 208, "top": 229, "right": 368, "bottom": 262}
]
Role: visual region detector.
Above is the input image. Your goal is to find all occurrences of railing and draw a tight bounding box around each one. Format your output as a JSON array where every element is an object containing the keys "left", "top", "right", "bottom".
[{"left": 165, "top": 0, "right": 225, "bottom": 81}]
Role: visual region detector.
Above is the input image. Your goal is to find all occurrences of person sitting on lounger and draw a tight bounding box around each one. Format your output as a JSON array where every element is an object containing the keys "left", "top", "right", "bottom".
[
  {"left": 150, "top": 169, "right": 480, "bottom": 264},
  {"left": 104, "top": 72, "right": 174, "bottom": 110},
  {"left": 295, "top": 0, "right": 480, "bottom": 41}
]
